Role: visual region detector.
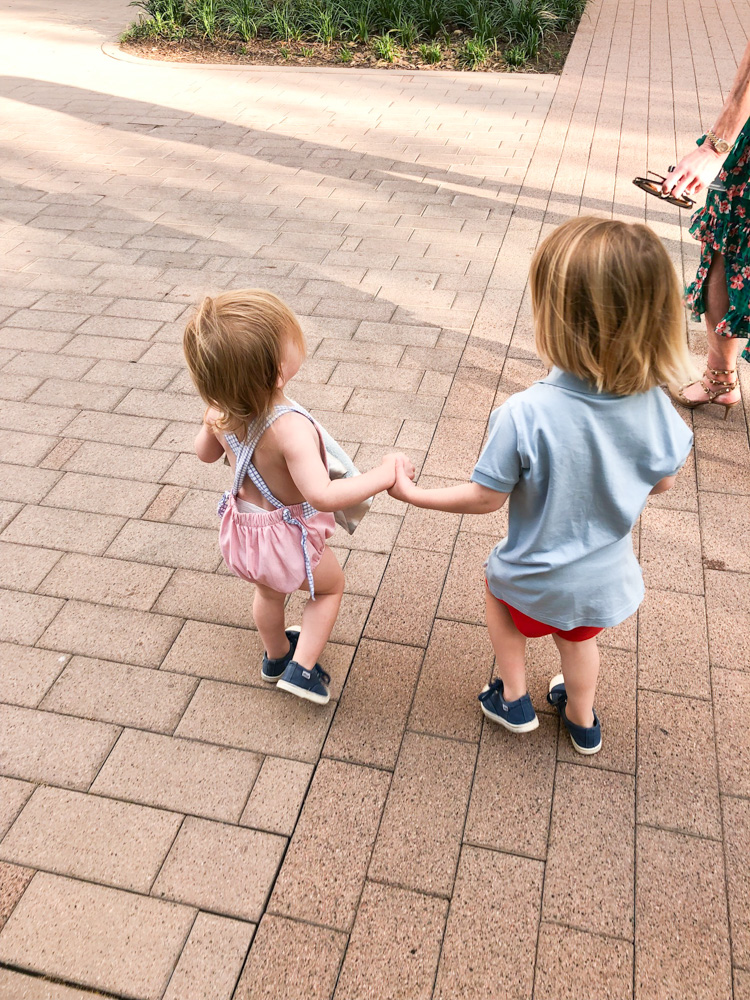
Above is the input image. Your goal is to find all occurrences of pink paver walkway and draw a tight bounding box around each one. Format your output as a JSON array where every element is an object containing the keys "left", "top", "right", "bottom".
[{"left": 0, "top": 0, "right": 748, "bottom": 997}]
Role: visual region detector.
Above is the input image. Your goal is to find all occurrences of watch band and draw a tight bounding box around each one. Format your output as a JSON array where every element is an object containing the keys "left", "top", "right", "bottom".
[{"left": 705, "top": 128, "right": 731, "bottom": 153}]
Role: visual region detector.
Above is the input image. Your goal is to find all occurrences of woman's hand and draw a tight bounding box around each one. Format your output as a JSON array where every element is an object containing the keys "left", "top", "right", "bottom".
[{"left": 662, "top": 145, "right": 727, "bottom": 199}]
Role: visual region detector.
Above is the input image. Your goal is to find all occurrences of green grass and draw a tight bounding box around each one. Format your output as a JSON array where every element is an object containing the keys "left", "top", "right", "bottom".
[{"left": 126, "top": 0, "right": 588, "bottom": 68}]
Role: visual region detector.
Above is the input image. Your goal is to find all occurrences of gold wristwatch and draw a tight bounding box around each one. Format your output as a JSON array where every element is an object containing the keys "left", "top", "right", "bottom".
[{"left": 705, "top": 128, "right": 732, "bottom": 154}]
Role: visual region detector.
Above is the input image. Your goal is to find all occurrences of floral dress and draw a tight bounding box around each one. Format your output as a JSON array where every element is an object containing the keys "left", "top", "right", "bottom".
[{"left": 686, "top": 119, "right": 750, "bottom": 362}]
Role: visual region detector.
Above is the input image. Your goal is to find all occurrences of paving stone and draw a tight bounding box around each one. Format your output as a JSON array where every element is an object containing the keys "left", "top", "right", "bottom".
[
  {"left": 342, "top": 549, "right": 388, "bottom": 596},
  {"left": 169, "top": 487, "right": 221, "bottom": 528},
  {"left": 234, "top": 913, "right": 347, "bottom": 1000},
  {"left": 0, "top": 862, "right": 34, "bottom": 933},
  {"left": 153, "top": 817, "right": 285, "bottom": 922},
  {"left": 334, "top": 882, "right": 447, "bottom": 1000},
  {"left": 162, "top": 912, "right": 254, "bottom": 1000},
  {"left": 143, "top": 485, "right": 187, "bottom": 522},
  {"left": 27, "top": 378, "right": 126, "bottom": 412},
  {"left": 464, "top": 712, "right": 556, "bottom": 860},
  {"left": 0, "top": 588, "right": 63, "bottom": 645},
  {"left": 723, "top": 795, "right": 750, "bottom": 970},
  {"left": 0, "top": 462, "right": 61, "bottom": 504},
  {"left": 91, "top": 728, "right": 262, "bottom": 822},
  {"left": 37, "top": 552, "right": 172, "bottom": 611},
  {"left": 269, "top": 758, "right": 389, "bottom": 931},
  {"left": 106, "top": 519, "right": 221, "bottom": 571},
  {"left": 365, "top": 547, "right": 449, "bottom": 646},
  {"left": 155, "top": 569, "right": 254, "bottom": 627},
  {"left": 637, "top": 589, "right": 710, "bottom": 698},
  {"left": 63, "top": 439, "right": 176, "bottom": 482},
  {"left": 62, "top": 410, "right": 167, "bottom": 448},
  {"left": 323, "top": 639, "right": 422, "bottom": 769},
  {"left": 83, "top": 359, "right": 179, "bottom": 390},
  {"left": 369, "top": 732, "right": 476, "bottom": 897},
  {"left": 437, "top": 532, "right": 492, "bottom": 625},
  {"left": 433, "top": 846, "right": 543, "bottom": 1000},
  {"left": 0, "top": 541, "right": 62, "bottom": 592},
  {"left": 0, "top": 872, "right": 195, "bottom": 1000},
  {"left": 1, "top": 504, "right": 125, "bottom": 556},
  {"left": 240, "top": 757, "right": 314, "bottom": 836},
  {"left": 0, "top": 642, "right": 68, "bottom": 708},
  {"left": 39, "top": 600, "right": 182, "bottom": 668},
  {"left": 0, "top": 704, "right": 118, "bottom": 790},
  {"left": 695, "top": 426, "right": 750, "bottom": 495},
  {"left": 0, "top": 777, "right": 34, "bottom": 839},
  {"left": 543, "top": 764, "right": 634, "bottom": 940},
  {"left": 705, "top": 569, "right": 750, "bottom": 671},
  {"left": 639, "top": 507, "right": 703, "bottom": 595},
  {"left": 0, "top": 967, "right": 107, "bottom": 1000},
  {"left": 41, "top": 656, "right": 197, "bottom": 732},
  {"left": 0, "top": 429, "right": 57, "bottom": 467},
  {"left": 39, "top": 439, "right": 82, "bottom": 471},
  {"left": 713, "top": 667, "right": 750, "bottom": 797},
  {"left": 635, "top": 827, "right": 731, "bottom": 1000},
  {"left": 397, "top": 483, "right": 462, "bottom": 554},
  {"left": 736, "top": 971, "right": 750, "bottom": 1000},
  {"left": 0, "top": 501, "right": 21, "bottom": 532},
  {"left": 422, "top": 416, "right": 487, "bottom": 480},
  {"left": 176, "top": 679, "right": 335, "bottom": 762},
  {"left": 41, "top": 471, "right": 160, "bottom": 518},
  {"left": 534, "top": 923, "right": 633, "bottom": 1000},
  {"left": 699, "top": 493, "right": 750, "bottom": 574},
  {"left": 0, "top": 786, "right": 182, "bottom": 893},
  {"left": 636, "top": 689, "right": 721, "bottom": 839},
  {"left": 0, "top": 401, "right": 75, "bottom": 437}
]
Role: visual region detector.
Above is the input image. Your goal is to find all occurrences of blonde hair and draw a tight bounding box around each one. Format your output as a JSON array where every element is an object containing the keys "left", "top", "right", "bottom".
[
  {"left": 183, "top": 289, "right": 305, "bottom": 438},
  {"left": 530, "top": 217, "right": 696, "bottom": 395}
]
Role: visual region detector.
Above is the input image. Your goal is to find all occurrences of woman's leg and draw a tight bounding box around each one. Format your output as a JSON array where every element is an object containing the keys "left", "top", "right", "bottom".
[
  {"left": 293, "top": 545, "right": 345, "bottom": 671},
  {"left": 552, "top": 633, "right": 600, "bottom": 728},
  {"left": 485, "top": 589, "right": 528, "bottom": 702},
  {"left": 681, "top": 251, "right": 742, "bottom": 404},
  {"left": 253, "top": 584, "right": 289, "bottom": 660}
]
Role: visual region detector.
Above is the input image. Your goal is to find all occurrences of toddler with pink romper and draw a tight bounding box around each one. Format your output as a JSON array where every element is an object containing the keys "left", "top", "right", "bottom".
[{"left": 183, "top": 290, "right": 415, "bottom": 705}]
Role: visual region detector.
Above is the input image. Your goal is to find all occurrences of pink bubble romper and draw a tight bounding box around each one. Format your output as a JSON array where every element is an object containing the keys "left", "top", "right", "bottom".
[{"left": 217, "top": 403, "right": 336, "bottom": 599}]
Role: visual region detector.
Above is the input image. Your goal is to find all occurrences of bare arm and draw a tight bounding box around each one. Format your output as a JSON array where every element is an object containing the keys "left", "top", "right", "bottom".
[
  {"left": 649, "top": 474, "right": 676, "bottom": 495},
  {"left": 389, "top": 457, "right": 508, "bottom": 514},
  {"left": 665, "top": 39, "right": 750, "bottom": 198},
  {"left": 283, "top": 419, "right": 415, "bottom": 512},
  {"left": 194, "top": 410, "right": 225, "bottom": 463}
]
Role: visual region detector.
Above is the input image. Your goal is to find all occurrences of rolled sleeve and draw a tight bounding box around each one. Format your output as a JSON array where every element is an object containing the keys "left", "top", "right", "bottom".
[{"left": 471, "top": 403, "right": 522, "bottom": 493}]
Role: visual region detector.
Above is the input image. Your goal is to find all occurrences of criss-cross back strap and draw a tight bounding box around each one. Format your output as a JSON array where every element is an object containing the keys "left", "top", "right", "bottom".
[{"left": 220, "top": 404, "right": 322, "bottom": 598}]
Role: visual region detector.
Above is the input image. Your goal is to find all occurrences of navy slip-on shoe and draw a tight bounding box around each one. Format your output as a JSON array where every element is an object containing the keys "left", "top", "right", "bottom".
[
  {"left": 478, "top": 678, "right": 539, "bottom": 733},
  {"left": 547, "top": 673, "right": 602, "bottom": 755},
  {"left": 276, "top": 659, "right": 331, "bottom": 705},
  {"left": 261, "top": 627, "right": 301, "bottom": 682}
]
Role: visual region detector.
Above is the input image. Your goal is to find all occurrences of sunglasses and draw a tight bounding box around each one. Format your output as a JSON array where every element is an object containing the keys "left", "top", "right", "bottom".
[{"left": 632, "top": 169, "right": 695, "bottom": 209}]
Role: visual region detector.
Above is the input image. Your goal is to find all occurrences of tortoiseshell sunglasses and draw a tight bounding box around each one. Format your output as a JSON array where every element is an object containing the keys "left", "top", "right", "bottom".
[{"left": 632, "top": 169, "right": 695, "bottom": 209}]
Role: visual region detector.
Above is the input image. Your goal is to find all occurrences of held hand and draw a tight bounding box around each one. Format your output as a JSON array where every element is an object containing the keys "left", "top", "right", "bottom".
[
  {"left": 387, "top": 455, "right": 416, "bottom": 501},
  {"left": 379, "top": 453, "right": 415, "bottom": 489},
  {"left": 663, "top": 146, "right": 727, "bottom": 199}
]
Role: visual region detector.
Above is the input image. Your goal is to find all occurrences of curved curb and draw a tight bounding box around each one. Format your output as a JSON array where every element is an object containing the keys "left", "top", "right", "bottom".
[{"left": 100, "top": 38, "right": 548, "bottom": 79}]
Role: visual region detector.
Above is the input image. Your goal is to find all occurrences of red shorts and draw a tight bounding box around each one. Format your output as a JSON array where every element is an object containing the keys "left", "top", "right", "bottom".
[{"left": 486, "top": 584, "right": 603, "bottom": 642}]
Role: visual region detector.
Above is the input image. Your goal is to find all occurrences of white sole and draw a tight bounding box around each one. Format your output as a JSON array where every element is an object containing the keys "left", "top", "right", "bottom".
[
  {"left": 479, "top": 686, "right": 539, "bottom": 733},
  {"left": 548, "top": 674, "right": 602, "bottom": 754},
  {"left": 260, "top": 626, "right": 302, "bottom": 683},
  {"left": 276, "top": 679, "right": 330, "bottom": 705}
]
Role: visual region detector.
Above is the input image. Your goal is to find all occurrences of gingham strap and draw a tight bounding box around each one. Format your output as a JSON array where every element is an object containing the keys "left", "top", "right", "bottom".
[{"left": 223, "top": 405, "right": 321, "bottom": 597}]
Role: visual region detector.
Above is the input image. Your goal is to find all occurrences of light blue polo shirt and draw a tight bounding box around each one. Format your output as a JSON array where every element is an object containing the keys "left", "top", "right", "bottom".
[{"left": 471, "top": 368, "right": 694, "bottom": 629}]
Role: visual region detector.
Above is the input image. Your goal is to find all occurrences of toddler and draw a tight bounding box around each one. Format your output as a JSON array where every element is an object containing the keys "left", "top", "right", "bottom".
[
  {"left": 184, "top": 289, "right": 413, "bottom": 706},
  {"left": 390, "top": 217, "right": 695, "bottom": 754}
]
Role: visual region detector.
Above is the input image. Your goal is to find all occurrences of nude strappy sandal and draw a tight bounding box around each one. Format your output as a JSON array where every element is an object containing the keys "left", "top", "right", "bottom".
[{"left": 668, "top": 367, "right": 740, "bottom": 420}]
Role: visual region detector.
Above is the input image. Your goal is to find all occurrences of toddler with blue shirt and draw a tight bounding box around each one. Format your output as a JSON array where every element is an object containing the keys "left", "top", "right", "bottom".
[{"left": 390, "top": 217, "right": 695, "bottom": 755}]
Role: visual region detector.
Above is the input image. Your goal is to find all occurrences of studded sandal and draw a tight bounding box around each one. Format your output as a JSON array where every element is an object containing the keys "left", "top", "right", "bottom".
[{"left": 668, "top": 367, "right": 740, "bottom": 420}]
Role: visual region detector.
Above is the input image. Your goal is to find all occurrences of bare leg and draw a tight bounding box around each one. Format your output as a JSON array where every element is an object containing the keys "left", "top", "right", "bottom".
[
  {"left": 552, "top": 633, "right": 600, "bottom": 728},
  {"left": 253, "top": 585, "right": 289, "bottom": 660},
  {"left": 681, "top": 251, "right": 742, "bottom": 404},
  {"left": 485, "top": 589, "right": 528, "bottom": 702},
  {"left": 293, "top": 546, "right": 345, "bottom": 670}
]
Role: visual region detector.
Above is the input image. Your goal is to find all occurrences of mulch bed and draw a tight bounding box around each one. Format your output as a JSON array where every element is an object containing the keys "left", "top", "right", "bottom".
[{"left": 121, "top": 29, "right": 576, "bottom": 74}]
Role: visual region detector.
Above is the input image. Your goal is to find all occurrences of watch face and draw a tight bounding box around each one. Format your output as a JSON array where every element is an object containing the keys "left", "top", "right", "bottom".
[{"left": 716, "top": 139, "right": 731, "bottom": 153}]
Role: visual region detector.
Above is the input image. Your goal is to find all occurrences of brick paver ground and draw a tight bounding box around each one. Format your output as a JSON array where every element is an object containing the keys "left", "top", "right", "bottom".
[{"left": 0, "top": 0, "right": 748, "bottom": 996}]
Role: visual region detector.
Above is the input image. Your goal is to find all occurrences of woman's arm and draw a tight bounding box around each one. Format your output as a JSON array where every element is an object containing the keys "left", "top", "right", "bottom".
[
  {"left": 664, "top": 39, "right": 750, "bottom": 198},
  {"left": 389, "top": 457, "right": 509, "bottom": 514}
]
